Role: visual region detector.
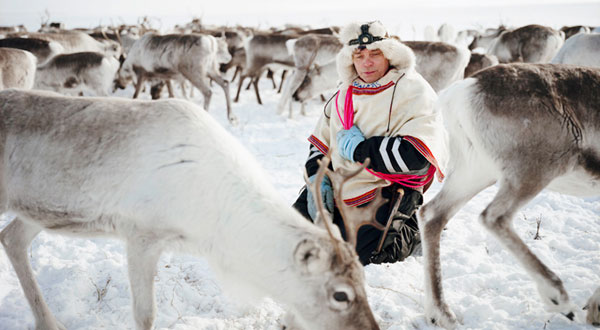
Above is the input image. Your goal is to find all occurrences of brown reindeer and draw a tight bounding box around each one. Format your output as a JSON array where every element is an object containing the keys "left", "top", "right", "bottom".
[{"left": 234, "top": 32, "right": 296, "bottom": 105}]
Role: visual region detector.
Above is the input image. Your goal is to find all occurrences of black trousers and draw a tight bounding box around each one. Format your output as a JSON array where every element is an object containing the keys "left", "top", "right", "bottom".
[{"left": 292, "top": 184, "right": 420, "bottom": 265}]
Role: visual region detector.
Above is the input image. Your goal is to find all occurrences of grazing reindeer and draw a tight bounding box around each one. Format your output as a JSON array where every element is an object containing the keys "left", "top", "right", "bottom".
[
  {"left": 0, "top": 89, "right": 380, "bottom": 330},
  {"left": 291, "top": 60, "right": 339, "bottom": 116},
  {"left": 277, "top": 34, "right": 342, "bottom": 117},
  {"left": 418, "top": 63, "right": 600, "bottom": 328}
]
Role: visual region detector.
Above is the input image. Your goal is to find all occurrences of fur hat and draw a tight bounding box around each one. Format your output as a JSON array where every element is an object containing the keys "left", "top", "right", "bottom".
[{"left": 336, "top": 21, "right": 416, "bottom": 84}]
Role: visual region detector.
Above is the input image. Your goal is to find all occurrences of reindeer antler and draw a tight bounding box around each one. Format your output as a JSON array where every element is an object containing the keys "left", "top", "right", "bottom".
[
  {"left": 303, "top": 156, "right": 342, "bottom": 257},
  {"left": 327, "top": 158, "right": 386, "bottom": 247},
  {"left": 306, "top": 154, "right": 387, "bottom": 248}
]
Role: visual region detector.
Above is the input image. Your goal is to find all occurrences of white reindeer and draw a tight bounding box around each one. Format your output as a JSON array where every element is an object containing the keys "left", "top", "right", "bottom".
[
  {"left": 418, "top": 63, "right": 600, "bottom": 328},
  {"left": 34, "top": 51, "right": 120, "bottom": 96},
  {"left": 0, "top": 48, "right": 36, "bottom": 90},
  {"left": 551, "top": 33, "right": 600, "bottom": 68},
  {"left": 277, "top": 33, "right": 342, "bottom": 117},
  {"left": 0, "top": 89, "right": 380, "bottom": 330},
  {"left": 116, "top": 33, "right": 236, "bottom": 123}
]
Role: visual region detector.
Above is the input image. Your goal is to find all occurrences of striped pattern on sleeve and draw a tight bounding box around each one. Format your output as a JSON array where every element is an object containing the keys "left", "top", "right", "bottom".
[{"left": 353, "top": 135, "right": 430, "bottom": 174}]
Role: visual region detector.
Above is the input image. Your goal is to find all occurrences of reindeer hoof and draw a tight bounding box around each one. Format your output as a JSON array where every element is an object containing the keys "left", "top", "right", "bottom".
[{"left": 425, "top": 304, "right": 458, "bottom": 329}]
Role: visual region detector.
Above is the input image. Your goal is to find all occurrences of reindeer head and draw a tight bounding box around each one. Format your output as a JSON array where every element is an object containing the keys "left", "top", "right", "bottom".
[
  {"left": 284, "top": 154, "right": 384, "bottom": 330},
  {"left": 287, "top": 234, "right": 379, "bottom": 330},
  {"left": 101, "top": 39, "right": 122, "bottom": 60},
  {"left": 215, "top": 36, "right": 232, "bottom": 65},
  {"left": 113, "top": 54, "right": 133, "bottom": 91}
]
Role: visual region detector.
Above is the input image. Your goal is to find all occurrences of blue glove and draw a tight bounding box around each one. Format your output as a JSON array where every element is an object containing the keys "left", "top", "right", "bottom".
[
  {"left": 336, "top": 125, "right": 365, "bottom": 161},
  {"left": 306, "top": 175, "right": 334, "bottom": 221}
]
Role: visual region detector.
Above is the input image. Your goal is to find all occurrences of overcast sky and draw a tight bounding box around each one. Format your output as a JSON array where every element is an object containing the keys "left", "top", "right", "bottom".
[{"left": 1, "top": 0, "right": 599, "bottom": 33}]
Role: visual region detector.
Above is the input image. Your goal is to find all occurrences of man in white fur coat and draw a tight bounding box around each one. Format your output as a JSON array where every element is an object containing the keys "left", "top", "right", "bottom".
[{"left": 293, "top": 21, "right": 449, "bottom": 265}]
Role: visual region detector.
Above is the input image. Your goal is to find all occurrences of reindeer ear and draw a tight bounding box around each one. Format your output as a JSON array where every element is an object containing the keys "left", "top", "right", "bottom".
[{"left": 294, "top": 238, "right": 330, "bottom": 275}]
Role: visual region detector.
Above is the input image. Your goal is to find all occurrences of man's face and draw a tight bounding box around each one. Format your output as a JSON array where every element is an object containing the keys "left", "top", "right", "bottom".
[{"left": 352, "top": 48, "right": 390, "bottom": 83}]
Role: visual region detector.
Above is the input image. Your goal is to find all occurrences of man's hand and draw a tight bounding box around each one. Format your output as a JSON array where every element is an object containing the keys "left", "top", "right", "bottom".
[
  {"left": 337, "top": 125, "right": 365, "bottom": 161},
  {"left": 307, "top": 175, "right": 334, "bottom": 221}
]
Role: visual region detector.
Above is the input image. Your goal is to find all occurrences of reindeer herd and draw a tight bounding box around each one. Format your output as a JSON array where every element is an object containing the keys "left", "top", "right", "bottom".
[{"left": 0, "top": 18, "right": 599, "bottom": 330}]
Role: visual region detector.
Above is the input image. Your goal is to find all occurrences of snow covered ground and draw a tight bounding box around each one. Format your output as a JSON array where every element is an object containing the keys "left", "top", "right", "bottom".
[
  {"left": 0, "top": 73, "right": 598, "bottom": 330},
  {"left": 1, "top": 3, "right": 600, "bottom": 327}
]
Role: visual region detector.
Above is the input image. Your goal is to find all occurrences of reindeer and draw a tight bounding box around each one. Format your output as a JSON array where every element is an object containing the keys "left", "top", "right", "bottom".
[
  {"left": 468, "top": 25, "right": 507, "bottom": 51},
  {"left": 0, "top": 25, "right": 27, "bottom": 38},
  {"left": 464, "top": 52, "right": 498, "bottom": 77},
  {"left": 115, "top": 33, "right": 236, "bottom": 123},
  {"left": 0, "top": 89, "right": 380, "bottom": 330},
  {"left": 551, "top": 33, "right": 600, "bottom": 68},
  {"left": 0, "top": 37, "right": 64, "bottom": 65},
  {"left": 560, "top": 25, "right": 591, "bottom": 40},
  {"left": 290, "top": 60, "right": 339, "bottom": 116},
  {"left": 417, "top": 63, "right": 600, "bottom": 328},
  {"left": 0, "top": 48, "right": 36, "bottom": 90},
  {"left": 402, "top": 41, "right": 470, "bottom": 92},
  {"left": 34, "top": 51, "right": 120, "bottom": 96},
  {"left": 201, "top": 28, "right": 251, "bottom": 96},
  {"left": 486, "top": 24, "right": 564, "bottom": 63},
  {"left": 235, "top": 33, "right": 296, "bottom": 105},
  {"left": 277, "top": 33, "right": 342, "bottom": 117},
  {"left": 10, "top": 30, "right": 121, "bottom": 60}
]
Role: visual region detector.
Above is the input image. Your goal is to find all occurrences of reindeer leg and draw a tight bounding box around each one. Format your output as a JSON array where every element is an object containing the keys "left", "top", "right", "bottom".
[
  {"left": 209, "top": 72, "right": 237, "bottom": 124},
  {"left": 231, "top": 66, "right": 241, "bottom": 83},
  {"left": 245, "top": 77, "right": 253, "bottom": 90},
  {"left": 234, "top": 75, "right": 246, "bottom": 103},
  {"left": 266, "top": 69, "right": 276, "bottom": 89},
  {"left": 277, "top": 68, "right": 307, "bottom": 116},
  {"left": 277, "top": 70, "right": 288, "bottom": 94},
  {"left": 166, "top": 80, "right": 175, "bottom": 98},
  {"left": 479, "top": 178, "right": 577, "bottom": 320},
  {"left": 253, "top": 77, "right": 263, "bottom": 105},
  {"left": 179, "top": 80, "right": 188, "bottom": 99},
  {"left": 418, "top": 165, "right": 495, "bottom": 329},
  {"left": 133, "top": 75, "right": 145, "bottom": 99},
  {"left": 126, "top": 237, "right": 163, "bottom": 330},
  {"left": 182, "top": 72, "right": 212, "bottom": 111},
  {"left": 0, "top": 218, "right": 66, "bottom": 330}
]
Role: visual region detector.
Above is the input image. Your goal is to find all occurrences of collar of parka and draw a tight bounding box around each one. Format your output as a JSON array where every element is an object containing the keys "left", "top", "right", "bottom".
[{"left": 336, "top": 21, "right": 416, "bottom": 85}]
